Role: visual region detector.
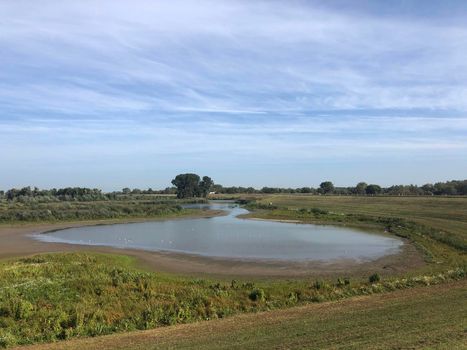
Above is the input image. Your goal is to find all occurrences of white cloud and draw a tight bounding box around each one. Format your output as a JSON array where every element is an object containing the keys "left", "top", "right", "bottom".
[
  {"left": 2, "top": 0, "right": 467, "bottom": 113},
  {"left": 1, "top": 0, "right": 467, "bottom": 188}
]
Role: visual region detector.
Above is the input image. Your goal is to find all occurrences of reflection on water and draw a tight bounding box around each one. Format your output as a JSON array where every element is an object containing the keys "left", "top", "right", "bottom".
[{"left": 33, "top": 201, "right": 402, "bottom": 261}]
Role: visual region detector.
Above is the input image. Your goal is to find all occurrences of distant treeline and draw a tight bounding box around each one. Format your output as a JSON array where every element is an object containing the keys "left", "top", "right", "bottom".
[
  {"left": 1, "top": 179, "right": 466, "bottom": 202},
  {"left": 0, "top": 187, "right": 176, "bottom": 202},
  {"left": 211, "top": 179, "right": 467, "bottom": 196}
]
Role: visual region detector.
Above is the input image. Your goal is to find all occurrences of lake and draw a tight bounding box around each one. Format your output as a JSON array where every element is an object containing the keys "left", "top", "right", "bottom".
[{"left": 33, "top": 201, "right": 402, "bottom": 261}]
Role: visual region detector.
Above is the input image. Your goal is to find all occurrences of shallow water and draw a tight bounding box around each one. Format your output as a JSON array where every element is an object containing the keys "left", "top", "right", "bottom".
[{"left": 33, "top": 202, "right": 402, "bottom": 261}]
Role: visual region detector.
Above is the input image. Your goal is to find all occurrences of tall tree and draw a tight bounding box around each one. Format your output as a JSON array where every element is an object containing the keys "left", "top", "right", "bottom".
[
  {"left": 199, "top": 176, "right": 214, "bottom": 197},
  {"left": 355, "top": 182, "right": 368, "bottom": 195},
  {"left": 319, "top": 181, "right": 334, "bottom": 194},
  {"left": 171, "top": 173, "right": 201, "bottom": 198}
]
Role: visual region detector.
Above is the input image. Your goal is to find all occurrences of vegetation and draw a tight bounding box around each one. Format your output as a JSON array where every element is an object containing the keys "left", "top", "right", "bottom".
[
  {"left": 0, "top": 187, "right": 179, "bottom": 203},
  {"left": 241, "top": 195, "right": 467, "bottom": 254},
  {"left": 210, "top": 179, "right": 467, "bottom": 195},
  {"left": 2, "top": 187, "right": 109, "bottom": 202},
  {"left": 20, "top": 281, "right": 466, "bottom": 350},
  {"left": 0, "top": 199, "right": 207, "bottom": 224},
  {"left": 0, "top": 193, "right": 466, "bottom": 348},
  {"left": 319, "top": 181, "right": 335, "bottom": 194},
  {"left": 171, "top": 174, "right": 214, "bottom": 199},
  {"left": 1, "top": 179, "right": 465, "bottom": 204},
  {"left": 0, "top": 253, "right": 464, "bottom": 348}
]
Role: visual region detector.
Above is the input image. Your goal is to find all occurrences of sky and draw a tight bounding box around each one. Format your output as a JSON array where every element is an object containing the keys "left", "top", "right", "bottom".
[{"left": 1, "top": 0, "right": 467, "bottom": 190}]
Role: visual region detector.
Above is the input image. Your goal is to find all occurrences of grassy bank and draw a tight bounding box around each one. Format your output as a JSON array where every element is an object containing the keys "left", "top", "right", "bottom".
[
  {"left": 243, "top": 195, "right": 467, "bottom": 245},
  {"left": 0, "top": 253, "right": 465, "bottom": 348},
  {"left": 241, "top": 195, "right": 467, "bottom": 274},
  {"left": 19, "top": 280, "right": 466, "bottom": 350},
  {"left": 0, "top": 199, "right": 207, "bottom": 224}
]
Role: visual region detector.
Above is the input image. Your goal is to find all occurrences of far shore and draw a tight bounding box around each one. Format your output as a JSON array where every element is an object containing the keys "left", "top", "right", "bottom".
[
  {"left": 0, "top": 209, "right": 424, "bottom": 279},
  {"left": 241, "top": 217, "right": 302, "bottom": 223}
]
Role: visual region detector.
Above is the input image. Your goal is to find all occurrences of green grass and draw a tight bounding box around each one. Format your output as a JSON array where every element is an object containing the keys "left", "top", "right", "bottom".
[
  {"left": 252, "top": 195, "right": 467, "bottom": 244},
  {"left": 0, "top": 198, "right": 207, "bottom": 224},
  {"left": 0, "top": 253, "right": 464, "bottom": 348},
  {"left": 125, "top": 282, "right": 467, "bottom": 350},
  {"left": 17, "top": 281, "right": 467, "bottom": 350},
  {"left": 242, "top": 195, "right": 467, "bottom": 274}
]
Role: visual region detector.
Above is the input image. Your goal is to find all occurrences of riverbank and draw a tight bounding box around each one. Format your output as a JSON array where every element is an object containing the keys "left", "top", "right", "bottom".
[{"left": 0, "top": 210, "right": 423, "bottom": 279}]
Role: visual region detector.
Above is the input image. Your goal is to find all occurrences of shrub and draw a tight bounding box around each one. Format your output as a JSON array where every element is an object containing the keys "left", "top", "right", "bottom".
[
  {"left": 249, "top": 289, "right": 265, "bottom": 302},
  {"left": 311, "top": 208, "right": 328, "bottom": 215},
  {"left": 287, "top": 292, "right": 300, "bottom": 303},
  {"left": 369, "top": 273, "right": 381, "bottom": 283}
]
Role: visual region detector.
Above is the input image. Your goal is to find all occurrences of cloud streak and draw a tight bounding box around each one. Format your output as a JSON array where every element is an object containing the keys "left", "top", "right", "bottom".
[{"left": 0, "top": 0, "right": 466, "bottom": 188}]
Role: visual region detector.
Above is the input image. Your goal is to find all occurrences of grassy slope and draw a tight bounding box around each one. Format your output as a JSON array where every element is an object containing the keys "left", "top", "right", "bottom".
[
  {"left": 251, "top": 195, "right": 467, "bottom": 239},
  {"left": 18, "top": 280, "right": 467, "bottom": 350},
  {"left": 1, "top": 252, "right": 463, "bottom": 348}
]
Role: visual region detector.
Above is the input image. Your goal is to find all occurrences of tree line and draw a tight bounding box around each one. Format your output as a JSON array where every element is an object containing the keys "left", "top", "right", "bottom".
[
  {"left": 1, "top": 178, "right": 466, "bottom": 202},
  {"left": 0, "top": 187, "right": 108, "bottom": 202},
  {"left": 202, "top": 179, "right": 467, "bottom": 196}
]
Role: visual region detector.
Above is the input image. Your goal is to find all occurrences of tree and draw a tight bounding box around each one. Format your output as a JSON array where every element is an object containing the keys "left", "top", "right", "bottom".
[
  {"left": 355, "top": 182, "right": 367, "bottom": 195},
  {"left": 365, "top": 184, "right": 382, "bottom": 195},
  {"left": 319, "top": 181, "right": 334, "bottom": 194},
  {"left": 421, "top": 183, "right": 434, "bottom": 195},
  {"left": 457, "top": 181, "right": 467, "bottom": 195},
  {"left": 171, "top": 174, "right": 214, "bottom": 198},
  {"left": 199, "top": 176, "right": 214, "bottom": 197},
  {"left": 171, "top": 173, "right": 201, "bottom": 198}
]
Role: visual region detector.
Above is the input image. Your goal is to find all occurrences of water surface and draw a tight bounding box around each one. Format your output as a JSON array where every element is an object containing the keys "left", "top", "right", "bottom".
[{"left": 33, "top": 202, "right": 402, "bottom": 261}]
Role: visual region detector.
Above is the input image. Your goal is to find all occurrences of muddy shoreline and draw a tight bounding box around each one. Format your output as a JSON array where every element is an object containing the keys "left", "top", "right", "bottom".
[{"left": 0, "top": 210, "right": 424, "bottom": 279}]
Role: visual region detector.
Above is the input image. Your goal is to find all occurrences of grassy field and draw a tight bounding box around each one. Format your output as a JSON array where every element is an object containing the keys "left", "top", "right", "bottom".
[
  {"left": 249, "top": 195, "right": 467, "bottom": 240},
  {"left": 0, "top": 195, "right": 466, "bottom": 348},
  {"left": 15, "top": 280, "right": 467, "bottom": 350},
  {"left": 239, "top": 195, "right": 467, "bottom": 274}
]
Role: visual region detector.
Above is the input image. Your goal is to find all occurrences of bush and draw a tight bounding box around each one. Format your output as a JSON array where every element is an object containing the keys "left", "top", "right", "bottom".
[
  {"left": 369, "top": 273, "right": 381, "bottom": 283},
  {"left": 249, "top": 289, "right": 265, "bottom": 302},
  {"left": 311, "top": 208, "right": 328, "bottom": 215}
]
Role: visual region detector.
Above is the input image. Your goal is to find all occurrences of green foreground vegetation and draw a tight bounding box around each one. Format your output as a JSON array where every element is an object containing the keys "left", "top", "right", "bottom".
[
  {"left": 0, "top": 253, "right": 464, "bottom": 348},
  {"left": 22, "top": 281, "right": 466, "bottom": 350},
  {"left": 0, "top": 195, "right": 466, "bottom": 348}
]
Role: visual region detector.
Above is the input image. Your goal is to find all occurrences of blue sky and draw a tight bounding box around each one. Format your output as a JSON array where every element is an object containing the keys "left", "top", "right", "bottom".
[{"left": 1, "top": 0, "right": 467, "bottom": 190}]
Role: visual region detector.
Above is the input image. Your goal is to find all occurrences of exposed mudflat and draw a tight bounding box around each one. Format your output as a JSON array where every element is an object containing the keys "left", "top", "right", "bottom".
[{"left": 0, "top": 209, "right": 424, "bottom": 278}]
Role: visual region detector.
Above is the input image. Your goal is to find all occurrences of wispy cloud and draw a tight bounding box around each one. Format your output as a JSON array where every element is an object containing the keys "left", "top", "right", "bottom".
[{"left": 0, "top": 0, "right": 466, "bottom": 188}]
